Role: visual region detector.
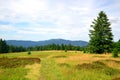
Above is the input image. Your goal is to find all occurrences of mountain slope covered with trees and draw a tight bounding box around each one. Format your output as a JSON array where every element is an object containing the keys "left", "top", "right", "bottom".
[{"left": 6, "top": 39, "right": 88, "bottom": 47}]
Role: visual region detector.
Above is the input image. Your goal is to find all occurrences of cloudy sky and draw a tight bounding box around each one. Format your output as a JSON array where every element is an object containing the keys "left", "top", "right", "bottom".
[{"left": 0, "top": 0, "right": 120, "bottom": 41}]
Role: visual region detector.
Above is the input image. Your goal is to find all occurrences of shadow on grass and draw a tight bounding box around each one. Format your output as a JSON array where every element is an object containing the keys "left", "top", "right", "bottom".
[
  {"left": 112, "top": 77, "right": 120, "bottom": 80},
  {"left": 58, "top": 63, "right": 71, "bottom": 68},
  {"left": 104, "top": 59, "right": 120, "bottom": 64},
  {"left": 52, "top": 55, "right": 67, "bottom": 58}
]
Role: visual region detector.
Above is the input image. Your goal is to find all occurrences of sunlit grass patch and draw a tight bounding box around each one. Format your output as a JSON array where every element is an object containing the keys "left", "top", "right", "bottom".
[
  {"left": 0, "top": 67, "right": 29, "bottom": 80},
  {"left": 101, "top": 59, "right": 120, "bottom": 69}
]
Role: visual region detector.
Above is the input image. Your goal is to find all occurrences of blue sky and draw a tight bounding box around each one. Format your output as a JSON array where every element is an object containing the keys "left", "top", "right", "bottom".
[{"left": 0, "top": 0, "right": 120, "bottom": 41}]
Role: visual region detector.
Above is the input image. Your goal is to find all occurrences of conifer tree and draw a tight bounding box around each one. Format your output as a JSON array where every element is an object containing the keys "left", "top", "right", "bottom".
[
  {"left": 0, "top": 39, "right": 9, "bottom": 53},
  {"left": 89, "top": 11, "right": 113, "bottom": 54}
]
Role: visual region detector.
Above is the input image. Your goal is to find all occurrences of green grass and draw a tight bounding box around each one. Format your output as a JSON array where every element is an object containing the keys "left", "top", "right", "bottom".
[
  {"left": 0, "top": 67, "right": 29, "bottom": 80},
  {"left": 40, "top": 59, "right": 63, "bottom": 80},
  {"left": 0, "top": 51, "right": 120, "bottom": 80}
]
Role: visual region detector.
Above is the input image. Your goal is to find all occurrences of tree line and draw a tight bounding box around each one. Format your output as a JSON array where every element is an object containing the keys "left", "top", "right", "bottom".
[
  {"left": 0, "top": 39, "right": 9, "bottom": 53},
  {"left": 0, "top": 38, "right": 84, "bottom": 53},
  {"left": 0, "top": 38, "right": 120, "bottom": 54}
]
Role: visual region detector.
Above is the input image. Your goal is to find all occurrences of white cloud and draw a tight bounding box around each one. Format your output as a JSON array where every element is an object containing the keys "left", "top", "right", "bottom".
[
  {"left": 0, "top": 0, "right": 120, "bottom": 41},
  {"left": 0, "top": 25, "right": 16, "bottom": 31}
]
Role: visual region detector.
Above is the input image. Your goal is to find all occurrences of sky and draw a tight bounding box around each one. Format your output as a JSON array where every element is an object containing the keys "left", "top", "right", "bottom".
[{"left": 0, "top": 0, "right": 120, "bottom": 41}]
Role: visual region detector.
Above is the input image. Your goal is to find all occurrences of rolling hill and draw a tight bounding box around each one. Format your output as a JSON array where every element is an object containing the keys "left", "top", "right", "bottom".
[{"left": 6, "top": 39, "right": 88, "bottom": 47}]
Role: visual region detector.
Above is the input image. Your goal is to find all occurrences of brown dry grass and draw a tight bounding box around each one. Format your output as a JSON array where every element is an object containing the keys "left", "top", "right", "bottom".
[{"left": 55, "top": 52, "right": 120, "bottom": 68}]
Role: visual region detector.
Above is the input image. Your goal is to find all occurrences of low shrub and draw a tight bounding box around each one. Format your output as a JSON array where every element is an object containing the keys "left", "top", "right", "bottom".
[
  {"left": 65, "top": 48, "right": 67, "bottom": 52},
  {"left": 112, "top": 48, "right": 119, "bottom": 58},
  {"left": 27, "top": 51, "right": 31, "bottom": 55}
]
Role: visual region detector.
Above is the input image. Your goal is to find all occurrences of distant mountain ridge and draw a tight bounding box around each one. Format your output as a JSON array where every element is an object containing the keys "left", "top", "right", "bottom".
[{"left": 6, "top": 39, "right": 88, "bottom": 47}]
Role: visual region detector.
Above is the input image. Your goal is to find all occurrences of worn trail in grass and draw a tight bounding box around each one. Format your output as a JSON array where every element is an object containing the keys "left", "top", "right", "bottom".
[
  {"left": 40, "top": 59, "right": 63, "bottom": 80},
  {"left": 0, "top": 51, "right": 120, "bottom": 80}
]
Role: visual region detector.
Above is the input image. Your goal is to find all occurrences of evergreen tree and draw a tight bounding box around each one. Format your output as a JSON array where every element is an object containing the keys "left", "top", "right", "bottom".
[
  {"left": 114, "top": 39, "right": 120, "bottom": 52},
  {"left": 0, "top": 39, "right": 2, "bottom": 53},
  {"left": 0, "top": 39, "right": 9, "bottom": 53},
  {"left": 89, "top": 11, "right": 113, "bottom": 54}
]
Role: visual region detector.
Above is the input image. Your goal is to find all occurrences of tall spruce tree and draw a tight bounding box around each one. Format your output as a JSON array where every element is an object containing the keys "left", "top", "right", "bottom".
[
  {"left": 0, "top": 39, "right": 9, "bottom": 53},
  {"left": 89, "top": 11, "right": 113, "bottom": 54}
]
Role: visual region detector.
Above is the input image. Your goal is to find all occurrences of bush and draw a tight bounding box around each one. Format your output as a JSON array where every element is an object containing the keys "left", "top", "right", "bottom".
[
  {"left": 65, "top": 48, "right": 67, "bottom": 52},
  {"left": 28, "top": 51, "right": 31, "bottom": 55},
  {"left": 112, "top": 48, "right": 119, "bottom": 58}
]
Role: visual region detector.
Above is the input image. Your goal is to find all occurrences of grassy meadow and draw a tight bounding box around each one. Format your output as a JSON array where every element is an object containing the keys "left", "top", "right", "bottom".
[{"left": 0, "top": 51, "right": 120, "bottom": 80}]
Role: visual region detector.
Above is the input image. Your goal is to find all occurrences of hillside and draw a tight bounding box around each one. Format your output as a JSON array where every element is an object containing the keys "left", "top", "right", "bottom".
[{"left": 6, "top": 39, "right": 88, "bottom": 47}]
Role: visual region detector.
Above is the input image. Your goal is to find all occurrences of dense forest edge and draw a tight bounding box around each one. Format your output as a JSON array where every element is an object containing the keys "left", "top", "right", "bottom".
[
  {"left": 0, "top": 38, "right": 120, "bottom": 54},
  {"left": 0, "top": 38, "right": 84, "bottom": 53}
]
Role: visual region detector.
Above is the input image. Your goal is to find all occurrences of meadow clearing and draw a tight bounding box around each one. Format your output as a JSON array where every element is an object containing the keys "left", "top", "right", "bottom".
[{"left": 0, "top": 51, "right": 120, "bottom": 80}]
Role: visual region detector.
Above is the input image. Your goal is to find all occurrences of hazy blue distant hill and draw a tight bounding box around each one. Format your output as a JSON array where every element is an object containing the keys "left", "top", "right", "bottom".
[{"left": 6, "top": 39, "right": 88, "bottom": 47}]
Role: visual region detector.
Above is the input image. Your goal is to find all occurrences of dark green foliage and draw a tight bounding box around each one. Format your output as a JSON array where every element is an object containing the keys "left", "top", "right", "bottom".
[
  {"left": 65, "top": 48, "right": 67, "bottom": 52},
  {"left": 27, "top": 43, "right": 81, "bottom": 51},
  {"left": 27, "top": 50, "right": 31, "bottom": 55},
  {"left": 8, "top": 43, "right": 82, "bottom": 53},
  {"left": 0, "top": 58, "right": 40, "bottom": 68},
  {"left": 0, "top": 39, "right": 9, "bottom": 53},
  {"left": 113, "top": 40, "right": 120, "bottom": 52},
  {"left": 0, "top": 38, "right": 83, "bottom": 53},
  {"left": 89, "top": 11, "right": 113, "bottom": 54},
  {"left": 83, "top": 47, "right": 88, "bottom": 53},
  {"left": 8, "top": 45, "right": 26, "bottom": 53},
  {"left": 112, "top": 48, "right": 119, "bottom": 58}
]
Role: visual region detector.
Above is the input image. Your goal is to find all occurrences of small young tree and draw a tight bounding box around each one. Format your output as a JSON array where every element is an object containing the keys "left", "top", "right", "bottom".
[
  {"left": 65, "top": 48, "right": 67, "bottom": 52},
  {"left": 115, "top": 40, "right": 120, "bottom": 52},
  {"left": 112, "top": 48, "right": 119, "bottom": 58},
  {"left": 28, "top": 50, "right": 31, "bottom": 55}
]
